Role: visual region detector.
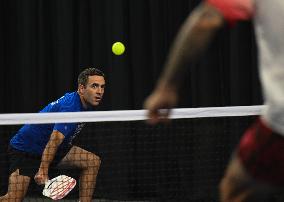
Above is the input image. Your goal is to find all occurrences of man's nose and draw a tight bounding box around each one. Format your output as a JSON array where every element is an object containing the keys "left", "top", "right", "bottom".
[{"left": 96, "top": 87, "right": 103, "bottom": 94}]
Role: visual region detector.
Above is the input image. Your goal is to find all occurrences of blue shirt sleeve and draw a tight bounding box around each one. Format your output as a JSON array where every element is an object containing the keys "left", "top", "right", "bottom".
[
  {"left": 53, "top": 123, "right": 77, "bottom": 137},
  {"left": 51, "top": 92, "right": 82, "bottom": 138}
]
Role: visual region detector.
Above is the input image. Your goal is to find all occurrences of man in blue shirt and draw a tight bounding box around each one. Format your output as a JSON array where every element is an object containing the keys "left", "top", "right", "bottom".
[{"left": 0, "top": 68, "right": 105, "bottom": 202}]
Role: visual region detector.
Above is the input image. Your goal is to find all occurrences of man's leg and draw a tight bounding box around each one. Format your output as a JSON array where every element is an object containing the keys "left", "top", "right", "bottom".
[
  {"left": 57, "top": 146, "right": 101, "bottom": 202},
  {"left": 220, "top": 156, "right": 274, "bottom": 202},
  {"left": 0, "top": 169, "right": 30, "bottom": 202}
]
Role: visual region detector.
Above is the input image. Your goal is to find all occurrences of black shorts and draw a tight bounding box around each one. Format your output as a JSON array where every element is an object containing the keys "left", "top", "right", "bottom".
[{"left": 8, "top": 145, "right": 72, "bottom": 178}]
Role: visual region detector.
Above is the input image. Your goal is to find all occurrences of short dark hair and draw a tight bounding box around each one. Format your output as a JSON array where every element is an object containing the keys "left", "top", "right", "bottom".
[{"left": 78, "top": 68, "right": 105, "bottom": 86}]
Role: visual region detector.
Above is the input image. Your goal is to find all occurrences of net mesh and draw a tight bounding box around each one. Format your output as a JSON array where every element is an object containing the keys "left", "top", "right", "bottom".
[{"left": 2, "top": 105, "right": 284, "bottom": 201}]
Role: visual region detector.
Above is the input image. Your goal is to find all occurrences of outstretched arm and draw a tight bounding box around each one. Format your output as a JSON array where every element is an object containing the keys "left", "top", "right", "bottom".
[
  {"left": 159, "top": 3, "right": 224, "bottom": 88},
  {"left": 34, "top": 130, "right": 65, "bottom": 184},
  {"left": 144, "top": 2, "right": 224, "bottom": 124}
]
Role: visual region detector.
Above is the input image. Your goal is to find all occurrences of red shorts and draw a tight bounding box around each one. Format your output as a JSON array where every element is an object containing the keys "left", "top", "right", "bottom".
[{"left": 238, "top": 118, "right": 284, "bottom": 186}]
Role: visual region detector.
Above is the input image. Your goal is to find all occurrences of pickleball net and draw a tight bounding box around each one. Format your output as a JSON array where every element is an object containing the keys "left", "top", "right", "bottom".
[{"left": 0, "top": 105, "right": 269, "bottom": 201}]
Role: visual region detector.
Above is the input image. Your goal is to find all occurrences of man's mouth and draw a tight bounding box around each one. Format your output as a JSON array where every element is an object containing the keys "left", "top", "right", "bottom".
[{"left": 95, "top": 96, "right": 101, "bottom": 101}]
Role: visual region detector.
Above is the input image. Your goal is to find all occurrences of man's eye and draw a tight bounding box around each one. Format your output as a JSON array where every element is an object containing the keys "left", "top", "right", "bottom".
[{"left": 90, "top": 83, "right": 105, "bottom": 89}]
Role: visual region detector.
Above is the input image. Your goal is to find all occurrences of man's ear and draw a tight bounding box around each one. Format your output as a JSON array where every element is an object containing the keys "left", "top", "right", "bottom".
[{"left": 78, "top": 84, "right": 85, "bottom": 95}]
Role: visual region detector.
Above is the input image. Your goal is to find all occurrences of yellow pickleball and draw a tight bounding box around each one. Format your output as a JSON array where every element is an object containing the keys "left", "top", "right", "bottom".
[{"left": 112, "top": 42, "right": 125, "bottom": 55}]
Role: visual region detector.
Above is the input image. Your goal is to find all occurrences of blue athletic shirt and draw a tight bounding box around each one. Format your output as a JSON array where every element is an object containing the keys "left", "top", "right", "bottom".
[{"left": 10, "top": 92, "right": 89, "bottom": 155}]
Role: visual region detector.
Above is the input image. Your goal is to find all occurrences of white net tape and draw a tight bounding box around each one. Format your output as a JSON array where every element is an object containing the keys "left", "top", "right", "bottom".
[{"left": 0, "top": 105, "right": 264, "bottom": 125}]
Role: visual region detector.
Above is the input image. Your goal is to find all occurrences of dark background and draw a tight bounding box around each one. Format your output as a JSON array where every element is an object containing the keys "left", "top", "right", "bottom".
[
  {"left": 0, "top": 0, "right": 266, "bottom": 201},
  {"left": 0, "top": 0, "right": 262, "bottom": 113}
]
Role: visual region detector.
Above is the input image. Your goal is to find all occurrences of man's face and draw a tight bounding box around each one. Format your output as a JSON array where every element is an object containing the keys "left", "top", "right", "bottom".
[{"left": 78, "top": 75, "right": 105, "bottom": 108}]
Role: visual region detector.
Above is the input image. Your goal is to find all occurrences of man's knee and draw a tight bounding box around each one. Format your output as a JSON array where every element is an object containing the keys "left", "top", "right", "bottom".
[
  {"left": 0, "top": 193, "right": 23, "bottom": 202},
  {"left": 3, "top": 170, "right": 31, "bottom": 202},
  {"left": 78, "top": 152, "right": 101, "bottom": 171},
  {"left": 219, "top": 158, "right": 242, "bottom": 201},
  {"left": 0, "top": 194, "right": 8, "bottom": 202},
  {"left": 219, "top": 175, "right": 231, "bottom": 202},
  {"left": 86, "top": 153, "right": 101, "bottom": 169},
  {"left": 219, "top": 167, "right": 257, "bottom": 202}
]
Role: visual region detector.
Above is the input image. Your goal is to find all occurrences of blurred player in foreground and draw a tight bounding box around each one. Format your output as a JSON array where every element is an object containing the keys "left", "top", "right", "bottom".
[
  {"left": 0, "top": 67, "right": 104, "bottom": 202},
  {"left": 144, "top": 0, "right": 284, "bottom": 201}
]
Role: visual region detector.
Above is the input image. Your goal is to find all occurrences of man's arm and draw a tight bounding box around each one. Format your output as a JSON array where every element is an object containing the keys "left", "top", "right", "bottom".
[
  {"left": 34, "top": 130, "right": 65, "bottom": 184},
  {"left": 158, "top": 2, "right": 224, "bottom": 90},
  {"left": 144, "top": 2, "right": 224, "bottom": 124}
]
